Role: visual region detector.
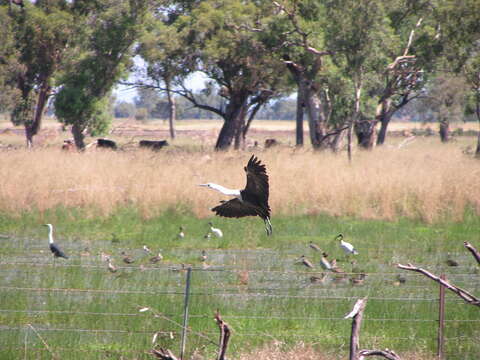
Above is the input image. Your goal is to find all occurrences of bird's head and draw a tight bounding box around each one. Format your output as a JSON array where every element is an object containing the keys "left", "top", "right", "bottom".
[
  {"left": 198, "top": 183, "right": 214, "bottom": 189},
  {"left": 43, "top": 224, "right": 53, "bottom": 230},
  {"left": 334, "top": 233, "right": 344, "bottom": 241},
  {"left": 208, "top": 222, "right": 213, "bottom": 226}
]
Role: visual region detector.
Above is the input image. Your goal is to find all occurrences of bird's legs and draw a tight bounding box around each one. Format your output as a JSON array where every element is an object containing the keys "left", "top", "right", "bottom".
[{"left": 264, "top": 218, "right": 273, "bottom": 236}]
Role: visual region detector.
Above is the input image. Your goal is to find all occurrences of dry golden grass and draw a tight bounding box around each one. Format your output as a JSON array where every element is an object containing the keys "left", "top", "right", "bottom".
[
  {"left": 0, "top": 139, "right": 479, "bottom": 222},
  {"left": 236, "top": 343, "right": 436, "bottom": 360}
]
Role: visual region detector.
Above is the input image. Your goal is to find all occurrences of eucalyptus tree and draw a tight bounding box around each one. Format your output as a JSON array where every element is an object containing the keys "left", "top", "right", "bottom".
[
  {"left": 55, "top": 0, "right": 148, "bottom": 149},
  {"left": 323, "top": 0, "right": 392, "bottom": 156},
  {"left": 162, "top": 0, "right": 288, "bottom": 150},
  {"left": 1, "top": 0, "right": 76, "bottom": 147},
  {"left": 0, "top": 6, "right": 20, "bottom": 113},
  {"left": 433, "top": 0, "right": 480, "bottom": 148}
]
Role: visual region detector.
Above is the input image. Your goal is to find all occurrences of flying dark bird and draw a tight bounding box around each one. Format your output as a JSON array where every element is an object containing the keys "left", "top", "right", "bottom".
[
  {"left": 43, "top": 224, "right": 68, "bottom": 260},
  {"left": 199, "top": 155, "right": 272, "bottom": 235}
]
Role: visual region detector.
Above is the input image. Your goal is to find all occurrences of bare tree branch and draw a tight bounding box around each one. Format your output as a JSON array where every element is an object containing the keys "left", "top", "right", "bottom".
[
  {"left": 214, "top": 310, "right": 231, "bottom": 360},
  {"left": 359, "top": 349, "right": 401, "bottom": 360},
  {"left": 397, "top": 263, "right": 480, "bottom": 306},
  {"left": 150, "top": 348, "right": 179, "bottom": 360},
  {"left": 464, "top": 242, "right": 480, "bottom": 265}
]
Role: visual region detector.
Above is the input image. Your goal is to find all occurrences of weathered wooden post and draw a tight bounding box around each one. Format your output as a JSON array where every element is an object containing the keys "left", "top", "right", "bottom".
[
  {"left": 437, "top": 274, "right": 446, "bottom": 359},
  {"left": 180, "top": 267, "right": 192, "bottom": 360}
]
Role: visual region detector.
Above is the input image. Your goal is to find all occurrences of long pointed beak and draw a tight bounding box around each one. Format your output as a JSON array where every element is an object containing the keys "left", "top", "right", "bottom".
[{"left": 198, "top": 184, "right": 208, "bottom": 187}]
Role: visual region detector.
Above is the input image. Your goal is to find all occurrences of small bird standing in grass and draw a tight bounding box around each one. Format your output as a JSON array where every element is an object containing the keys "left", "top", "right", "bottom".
[
  {"left": 43, "top": 224, "right": 68, "bottom": 261},
  {"left": 107, "top": 258, "right": 117, "bottom": 273},
  {"left": 178, "top": 226, "right": 185, "bottom": 239},
  {"left": 446, "top": 253, "right": 459, "bottom": 267},
  {"left": 150, "top": 252, "right": 163, "bottom": 264},
  {"left": 121, "top": 251, "right": 135, "bottom": 264}
]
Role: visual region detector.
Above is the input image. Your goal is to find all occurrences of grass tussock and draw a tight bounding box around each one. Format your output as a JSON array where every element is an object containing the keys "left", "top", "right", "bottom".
[{"left": 0, "top": 141, "right": 479, "bottom": 222}]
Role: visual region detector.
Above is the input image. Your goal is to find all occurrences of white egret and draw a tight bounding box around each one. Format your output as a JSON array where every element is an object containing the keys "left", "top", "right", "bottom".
[{"left": 199, "top": 155, "right": 272, "bottom": 235}]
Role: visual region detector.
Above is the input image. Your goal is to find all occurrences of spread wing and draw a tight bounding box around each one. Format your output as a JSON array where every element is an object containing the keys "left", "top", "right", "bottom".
[
  {"left": 211, "top": 199, "right": 258, "bottom": 218},
  {"left": 243, "top": 155, "right": 269, "bottom": 206}
]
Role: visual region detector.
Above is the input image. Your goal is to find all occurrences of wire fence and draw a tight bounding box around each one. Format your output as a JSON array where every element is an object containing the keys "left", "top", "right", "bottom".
[{"left": 0, "top": 250, "right": 478, "bottom": 359}]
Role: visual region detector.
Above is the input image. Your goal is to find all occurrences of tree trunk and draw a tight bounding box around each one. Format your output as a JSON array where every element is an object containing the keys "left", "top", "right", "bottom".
[
  {"left": 475, "top": 100, "right": 480, "bottom": 158},
  {"left": 72, "top": 123, "right": 86, "bottom": 150},
  {"left": 439, "top": 120, "right": 450, "bottom": 143},
  {"left": 355, "top": 120, "right": 376, "bottom": 149},
  {"left": 234, "top": 105, "right": 248, "bottom": 150},
  {"left": 165, "top": 77, "right": 176, "bottom": 140},
  {"left": 304, "top": 85, "right": 328, "bottom": 150},
  {"left": 24, "top": 81, "right": 51, "bottom": 148},
  {"left": 296, "top": 85, "right": 305, "bottom": 146},
  {"left": 348, "top": 80, "right": 363, "bottom": 161},
  {"left": 376, "top": 99, "right": 392, "bottom": 146},
  {"left": 215, "top": 93, "right": 249, "bottom": 150},
  {"left": 331, "top": 128, "right": 346, "bottom": 153}
]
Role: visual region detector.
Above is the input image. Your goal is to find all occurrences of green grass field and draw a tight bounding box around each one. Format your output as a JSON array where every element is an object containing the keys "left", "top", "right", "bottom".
[{"left": 0, "top": 209, "right": 479, "bottom": 359}]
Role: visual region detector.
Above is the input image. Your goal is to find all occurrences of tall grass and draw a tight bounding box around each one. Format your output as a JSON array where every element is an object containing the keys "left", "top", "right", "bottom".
[{"left": 0, "top": 141, "right": 479, "bottom": 222}]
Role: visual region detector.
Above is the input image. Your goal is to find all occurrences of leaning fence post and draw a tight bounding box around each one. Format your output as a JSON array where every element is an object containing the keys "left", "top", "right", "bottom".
[
  {"left": 180, "top": 267, "right": 192, "bottom": 360},
  {"left": 437, "top": 274, "right": 446, "bottom": 360}
]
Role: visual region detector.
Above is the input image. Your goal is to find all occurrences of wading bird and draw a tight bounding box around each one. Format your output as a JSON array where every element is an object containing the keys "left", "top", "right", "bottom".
[
  {"left": 107, "top": 258, "right": 117, "bottom": 273},
  {"left": 150, "top": 252, "right": 163, "bottom": 264},
  {"left": 309, "top": 241, "right": 321, "bottom": 252},
  {"left": 336, "top": 234, "right": 358, "bottom": 256},
  {"left": 208, "top": 222, "right": 223, "bottom": 238},
  {"left": 121, "top": 251, "right": 135, "bottom": 264},
  {"left": 43, "top": 224, "right": 68, "bottom": 260},
  {"left": 295, "top": 255, "right": 314, "bottom": 269},
  {"left": 320, "top": 252, "right": 332, "bottom": 270},
  {"left": 178, "top": 226, "right": 185, "bottom": 239},
  {"left": 199, "top": 155, "right": 272, "bottom": 235}
]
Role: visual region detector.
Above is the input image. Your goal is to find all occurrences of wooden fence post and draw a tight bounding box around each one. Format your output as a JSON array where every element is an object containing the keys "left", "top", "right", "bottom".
[
  {"left": 180, "top": 267, "right": 192, "bottom": 360},
  {"left": 437, "top": 274, "right": 446, "bottom": 360}
]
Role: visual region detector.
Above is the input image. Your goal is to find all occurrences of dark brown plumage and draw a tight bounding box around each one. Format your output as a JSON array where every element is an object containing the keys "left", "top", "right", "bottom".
[{"left": 211, "top": 155, "right": 272, "bottom": 235}]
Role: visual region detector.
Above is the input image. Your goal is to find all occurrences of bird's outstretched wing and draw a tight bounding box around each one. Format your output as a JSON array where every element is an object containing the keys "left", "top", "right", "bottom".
[
  {"left": 242, "top": 155, "right": 270, "bottom": 210},
  {"left": 212, "top": 199, "right": 258, "bottom": 218}
]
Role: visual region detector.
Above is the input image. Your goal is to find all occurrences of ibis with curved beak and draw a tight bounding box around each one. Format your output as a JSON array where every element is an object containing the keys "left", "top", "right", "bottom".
[
  {"left": 336, "top": 234, "right": 358, "bottom": 255},
  {"left": 199, "top": 155, "right": 272, "bottom": 235}
]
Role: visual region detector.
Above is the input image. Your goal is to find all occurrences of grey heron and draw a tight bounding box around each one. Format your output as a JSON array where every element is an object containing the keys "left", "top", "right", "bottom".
[
  {"left": 208, "top": 222, "right": 223, "bottom": 238},
  {"left": 336, "top": 234, "right": 358, "bottom": 255},
  {"left": 43, "top": 224, "right": 68, "bottom": 260},
  {"left": 199, "top": 155, "right": 272, "bottom": 235}
]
